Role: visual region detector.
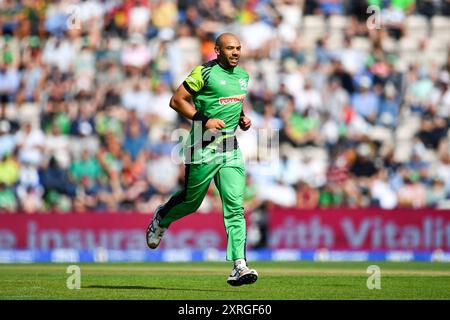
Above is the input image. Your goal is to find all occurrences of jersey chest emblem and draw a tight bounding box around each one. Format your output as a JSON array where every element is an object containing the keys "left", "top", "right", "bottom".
[{"left": 238, "top": 78, "right": 248, "bottom": 91}]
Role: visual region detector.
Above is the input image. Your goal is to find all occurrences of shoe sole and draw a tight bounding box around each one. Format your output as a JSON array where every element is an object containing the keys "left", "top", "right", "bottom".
[
  {"left": 146, "top": 224, "right": 160, "bottom": 249},
  {"left": 227, "top": 272, "right": 258, "bottom": 286},
  {"left": 146, "top": 207, "right": 163, "bottom": 249}
]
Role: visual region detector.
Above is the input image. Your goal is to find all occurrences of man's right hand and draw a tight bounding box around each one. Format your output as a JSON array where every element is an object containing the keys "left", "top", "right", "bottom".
[{"left": 205, "top": 118, "right": 225, "bottom": 130}]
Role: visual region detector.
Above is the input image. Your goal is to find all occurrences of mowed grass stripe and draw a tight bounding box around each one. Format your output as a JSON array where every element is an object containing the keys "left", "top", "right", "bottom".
[
  {"left": 2, "top": 262, "right": 449, "bottom": 276},
  {"left": 1, "top": 262, "right": 449, "bottom": 300}
]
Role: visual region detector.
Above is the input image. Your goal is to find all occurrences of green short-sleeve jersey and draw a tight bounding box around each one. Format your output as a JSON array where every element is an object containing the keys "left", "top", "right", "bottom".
[{"left": 183, "top": 59, "right": 250, "bottom": 132}]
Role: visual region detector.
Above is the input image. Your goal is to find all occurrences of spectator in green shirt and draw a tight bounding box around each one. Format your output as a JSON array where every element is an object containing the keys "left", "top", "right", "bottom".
[
  {"left": 0, "top": 154, "right": 19, "bottom": 186},
  {"left": 0, "top": 183, "right": 17, "bottom": 212}
]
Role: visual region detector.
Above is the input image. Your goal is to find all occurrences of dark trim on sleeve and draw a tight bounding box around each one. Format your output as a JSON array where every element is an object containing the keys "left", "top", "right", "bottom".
[{"left": 182, "top": 81, "right": 196, "bottom": 95}]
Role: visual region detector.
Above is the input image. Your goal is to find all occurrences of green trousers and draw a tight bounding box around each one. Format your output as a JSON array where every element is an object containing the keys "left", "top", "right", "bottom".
[{"left": 157, "top": 148, "right": 246, "bottom": 261}]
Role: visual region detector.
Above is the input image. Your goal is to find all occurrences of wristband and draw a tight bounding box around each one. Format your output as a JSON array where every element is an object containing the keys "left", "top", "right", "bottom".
[{"left": 192, "top": 111, "right": 210, "bottom": 127}]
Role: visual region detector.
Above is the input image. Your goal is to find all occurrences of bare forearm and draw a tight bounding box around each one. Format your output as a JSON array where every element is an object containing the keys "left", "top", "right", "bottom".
[
  {"left": 169, "top": 96, "right": 196, "bottom": 120},
  {"left": 169, "top": 84, "right": 224, "bottom": 130},
  {"left": 169, "top": 96, "right": 213, "bottom": 128}
]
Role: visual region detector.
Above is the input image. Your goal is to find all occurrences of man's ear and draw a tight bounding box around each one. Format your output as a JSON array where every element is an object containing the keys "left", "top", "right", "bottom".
[{"left": 214, "top": 45, "right": 220, "bottom": 56}]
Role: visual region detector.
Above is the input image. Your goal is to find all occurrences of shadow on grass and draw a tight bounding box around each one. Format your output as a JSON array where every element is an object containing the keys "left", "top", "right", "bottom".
[{"left": 85, "top": 285, "right": 246, "bottom": 293}]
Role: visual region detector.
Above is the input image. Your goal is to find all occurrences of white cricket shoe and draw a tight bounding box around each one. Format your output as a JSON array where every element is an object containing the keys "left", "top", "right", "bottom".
[
  {"left": 146, "top": 206, "right": 166, "bottom": 249},
  {"left": 227, "top": 265, "right": 258, "bottom": 286}
]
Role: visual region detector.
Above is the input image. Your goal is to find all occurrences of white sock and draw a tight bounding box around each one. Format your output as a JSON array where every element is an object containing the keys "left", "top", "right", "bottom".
[{"left": 234, "top": 258, "right": 247, "bottom": 269}]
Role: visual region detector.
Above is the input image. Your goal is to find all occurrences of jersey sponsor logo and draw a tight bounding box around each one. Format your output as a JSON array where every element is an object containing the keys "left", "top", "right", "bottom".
[
  {"left": 218, "top": 94, "right": 246, "bottom": 105},
  {"left": 238, "top": 78, "right": 248, "bottom": 91}
]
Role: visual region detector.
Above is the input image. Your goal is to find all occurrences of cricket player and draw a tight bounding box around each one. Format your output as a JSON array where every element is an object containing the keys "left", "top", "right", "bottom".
[{"left": 146, "top": 33, "right": 258, "bottom": 286}]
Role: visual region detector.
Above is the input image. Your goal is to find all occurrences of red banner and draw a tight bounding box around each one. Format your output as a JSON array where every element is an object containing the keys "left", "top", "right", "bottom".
[
  {"left": 1, "top": 209, "right": 450, "bottom": 250},
  {"left": 0, "top": 213, "right": 229, "bottom": 250},
  {"left": 269, "top": 209, "right": 450, "bottom": 250}
]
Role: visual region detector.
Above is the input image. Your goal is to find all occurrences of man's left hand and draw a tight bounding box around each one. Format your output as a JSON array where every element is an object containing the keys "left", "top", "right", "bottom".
[{"left": 239, "top": 116, "right": 251, "bottom": 131}]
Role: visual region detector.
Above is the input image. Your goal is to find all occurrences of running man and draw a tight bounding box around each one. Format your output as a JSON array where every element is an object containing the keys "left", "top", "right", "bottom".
[{"left": 146, "top": 33, "right": 258, "bottom": 286}]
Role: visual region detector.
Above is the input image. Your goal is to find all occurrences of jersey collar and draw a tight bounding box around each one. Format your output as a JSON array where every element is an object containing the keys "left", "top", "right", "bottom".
[{"left": 216, "top": 59, "right": 235, "bottom": 72}]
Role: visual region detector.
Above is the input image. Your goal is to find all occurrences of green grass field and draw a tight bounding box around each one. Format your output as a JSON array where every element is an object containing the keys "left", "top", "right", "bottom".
[{"left": 1, "top": 262, "right": 449, "bottom": 300}]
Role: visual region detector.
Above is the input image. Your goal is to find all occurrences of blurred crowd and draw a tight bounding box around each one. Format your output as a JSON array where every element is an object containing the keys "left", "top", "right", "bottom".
[{"left": 0, "top": 0, "right": 449, "bottom": 215}]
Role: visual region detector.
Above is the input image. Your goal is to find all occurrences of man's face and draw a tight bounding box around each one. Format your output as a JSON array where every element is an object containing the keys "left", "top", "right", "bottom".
[{"left": 216, "top": 36, "right": 241, "bottom": 68}]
